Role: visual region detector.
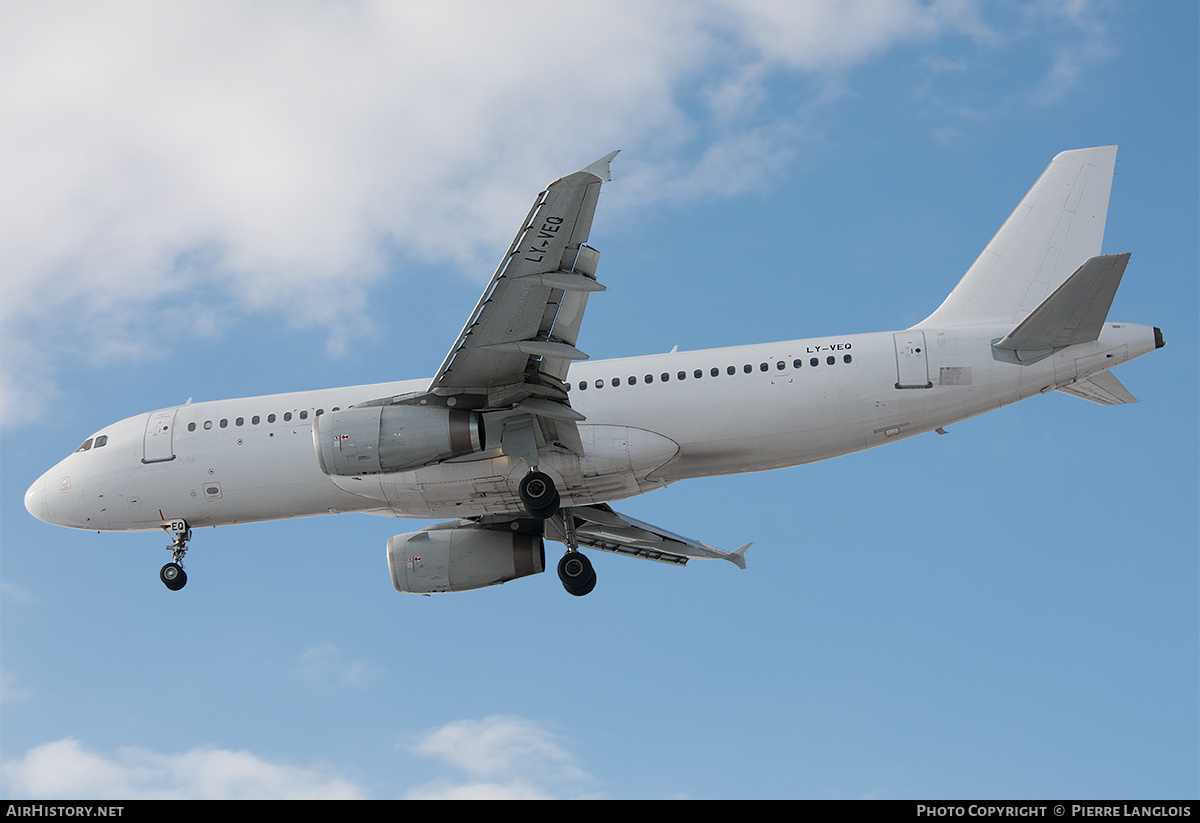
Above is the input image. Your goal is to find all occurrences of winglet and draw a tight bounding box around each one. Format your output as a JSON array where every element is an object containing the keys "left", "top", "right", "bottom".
[
  {"left": 725, "top": 543, "right": 752, "bottom": 570},
  {"left": 582, "top": 150, "right": 620, "bottom": 182}
]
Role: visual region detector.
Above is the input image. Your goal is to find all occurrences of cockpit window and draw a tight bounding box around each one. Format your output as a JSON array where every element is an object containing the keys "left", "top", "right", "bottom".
[{"left": 75, "top": 434, "right": 110, "bottom": 453}]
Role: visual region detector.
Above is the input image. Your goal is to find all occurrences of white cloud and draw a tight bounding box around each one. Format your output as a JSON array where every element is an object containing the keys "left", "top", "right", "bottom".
[
  {"left": 0, "top": 666, "right": 34, "bottom": 705},
  {"left": 403, "top": 715, "right": 597, "bottom": 800},
  {"left": 0, "top": 738, "right": 365, "bottom": 799},
  {"left": 0, "top": 1, "right": 1052, "bottom": 427},
  {"left": 0, "top": 716, "right": 593, "bottom": 799},
  {"left": 293, "top": 644, "right": 378, "bottom": 687},
  {"left": 1028, "top": 33, "right": 1112, "bottom": 107}
]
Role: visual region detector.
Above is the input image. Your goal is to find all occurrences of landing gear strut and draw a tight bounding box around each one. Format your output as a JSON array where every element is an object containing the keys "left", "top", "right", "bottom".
[
  {"left": 518, "top": 473, "right": 597, "bottom": 595},
  {"left": 159, "top": 519, "right": 190, "bottom": 591},
  {"left": 556, "top": 506, "right": 596, "bottom": 596}
]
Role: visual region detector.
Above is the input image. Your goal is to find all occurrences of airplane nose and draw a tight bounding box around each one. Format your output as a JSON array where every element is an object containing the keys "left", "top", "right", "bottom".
[{"left": 24, "top": 474, "right": 51, "bottom": 524}]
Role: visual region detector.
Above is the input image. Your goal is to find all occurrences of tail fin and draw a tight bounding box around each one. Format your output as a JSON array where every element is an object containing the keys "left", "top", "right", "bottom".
[{"left": 918, "top": 146, "right": 1118, "bottom": 329}]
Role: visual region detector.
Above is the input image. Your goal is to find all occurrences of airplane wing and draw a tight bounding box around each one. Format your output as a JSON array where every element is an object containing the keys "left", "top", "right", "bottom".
[
  {"left": 428, "top": 153, "right": 618, "bottom": 431},
  {"left": 545, "top": 504, "right": 750, "bottom": 569}
]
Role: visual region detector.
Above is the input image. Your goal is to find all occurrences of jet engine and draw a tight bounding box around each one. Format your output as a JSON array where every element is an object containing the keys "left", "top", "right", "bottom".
[
  {"left": 313, "top": 404, "right": 484, "bottom": 476},
  {"left": 387, "top": 525, "right": 545, "bottom": 594}
]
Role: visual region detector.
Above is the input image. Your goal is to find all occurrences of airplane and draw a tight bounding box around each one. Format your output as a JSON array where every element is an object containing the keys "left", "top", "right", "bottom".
[{"left": 24, "top": 146, "right": 1163, "bottom": 597}]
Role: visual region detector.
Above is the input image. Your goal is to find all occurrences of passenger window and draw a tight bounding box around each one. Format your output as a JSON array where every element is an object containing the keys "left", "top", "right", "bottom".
[
  {"left": 694, "top": 369, "right": 702, "bottom": 379},
  {"left": 661, "top": 373, "right": 670, "bottom": 382},
  {"left": 760, "top": 363, "right": 768, "bottom": 372},
  {"left": 252, "top": 415, "right": 260, "bottom": 425},
  {"left": 268, "top": 414, "right": 276, "bottom": 423},
  {"left": 628, "top": 376, "right": 637, "bottom": 385},
  {"left": 677, "top": 371, "right": 686, "bottom": 380},
  {"left": 235, "top": 417, "right": 244, "bottom": 426},
  {"left": 644, "top": 374, "right": 654, "bottom": 384},
  {"left": 595, "top": 379, "right": 604, "bottom": 389},
  {"left": 299, "top": 410, "right": 308, "bottom": 420},
  {"left": 220, "top": 419, "right": 228, "bottom": 428},
  {"left": 727, "top": 366, "right": 736, "bottom": 375},
  {"left": 776, "top": 361, "right": 785, "bottom": 370},
  {"left": 826, "top": 356, "right": 835, "bottom": 365},
  {"left": 612, "top": 378, "right": 621, "bottom": 387},
  {"left": 810, "top": 358, "right": 819, "bottom": 367},
  {"left": 188, "top": 422, "right": 197, "bottom": 432},
  {"left": 710, "top": 368, "right": 719, "bottom": 377},
  {"left": 578, "top": 381, "right": 587, "bottom": 390},
  {"left": 283, "top": 412, "right": 292, "bottom": 422},
  {"left": 204, "top": 421, "right": 213, "bottom": 430},
  {"left": 794, "top": 359, "right": 802, "bottom": 368},
  {"left": 743, "top": 364, "right": 752, "bottom": 374},
  {"left": 843, "top": 354, "right": 853, "bottom": 364},
  {"left": 75, "top": 438, "right": 93, "bottom": 453}
]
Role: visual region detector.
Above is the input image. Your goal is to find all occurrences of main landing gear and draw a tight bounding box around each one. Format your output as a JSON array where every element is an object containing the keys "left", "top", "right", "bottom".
[
  {"left": 518, "top": 471, "right": 596, "bottom": 596},
  {"left": 518, "top": 470, "right": 559, "bottom": 519},
  {"left": 557, "top": 550, "right": 596, "bottom": 597},
  {"left": 159, "top": 519, "right": 190, "bottom": 591}
]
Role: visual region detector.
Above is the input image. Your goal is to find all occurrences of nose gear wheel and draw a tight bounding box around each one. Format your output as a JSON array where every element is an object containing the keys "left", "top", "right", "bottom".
[
  {"left": 159, "top": 519, "right": 191, "bottom": 591},
  {"left": 160, "top": 562, "right": 187, "bottom": 591}
]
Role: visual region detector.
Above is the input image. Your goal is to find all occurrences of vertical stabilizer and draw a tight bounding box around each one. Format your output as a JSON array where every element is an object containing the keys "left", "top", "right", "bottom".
[{"left": 918, "top": 146, "right": 1117, "bottom": 329}]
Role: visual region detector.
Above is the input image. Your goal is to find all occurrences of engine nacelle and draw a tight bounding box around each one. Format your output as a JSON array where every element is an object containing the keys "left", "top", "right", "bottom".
[
  {"left": 313, "top": 404, "right": 484, "bottom": 476},
  {"left": 387, "top": 526, "right": 545, "bottom": 594}
]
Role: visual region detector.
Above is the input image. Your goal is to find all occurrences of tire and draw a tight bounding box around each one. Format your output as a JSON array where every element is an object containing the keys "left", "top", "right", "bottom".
[
  {"left": 160, "top": 562, "right": 187, "bottom": 591},
  {"left": 519, "top": 471, "right": 559, "bottom": 519},
  {"left": 557, "top": 552, "right": 596, "bottom": 596}
]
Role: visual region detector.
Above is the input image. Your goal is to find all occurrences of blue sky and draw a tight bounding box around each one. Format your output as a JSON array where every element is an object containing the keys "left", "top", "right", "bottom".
[{"left": 1, "top": 0, "right": 1196, "bottom": 799}]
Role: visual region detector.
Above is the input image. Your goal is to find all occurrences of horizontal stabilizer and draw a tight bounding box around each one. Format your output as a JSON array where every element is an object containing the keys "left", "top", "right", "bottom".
[
  {"left": 1057, "top": 370, "right": 1138, "bottom": 405},
  {"left": 993, "top": 253, "right": 1129, "bottom": 358}
]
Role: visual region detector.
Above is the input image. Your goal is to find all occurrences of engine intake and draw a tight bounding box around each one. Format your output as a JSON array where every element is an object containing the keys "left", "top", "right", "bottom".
[
  {"left": 387, "top": 526, "right": 545, "bottom": 594},
  {"left": 313, "top": 404, "right": 484, "bottom": 476}
]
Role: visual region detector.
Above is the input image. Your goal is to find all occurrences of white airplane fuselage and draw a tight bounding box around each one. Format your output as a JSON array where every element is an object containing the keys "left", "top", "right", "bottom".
[
  {"left": 22, "top": 146, "right": 1164, "bottom": 596},
  {"left": 24, "top": 321, "right": 1158, "bottom": 534}
]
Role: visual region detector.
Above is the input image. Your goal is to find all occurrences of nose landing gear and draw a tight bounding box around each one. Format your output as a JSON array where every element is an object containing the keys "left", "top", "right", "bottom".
[{"left": 159, "top": 519, "right": 190, "bottom": 591}]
